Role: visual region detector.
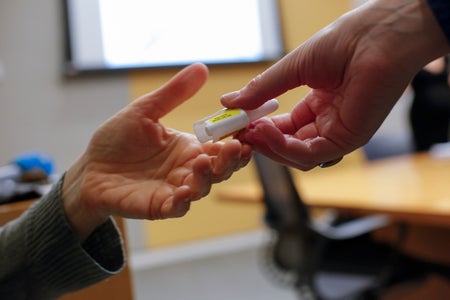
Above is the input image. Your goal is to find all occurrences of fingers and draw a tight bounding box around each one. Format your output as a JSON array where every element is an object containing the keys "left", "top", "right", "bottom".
[
  {"left": 209, "top": 140, "right": 252, "bottom": 182},
  {"left": 184, "top": 140, "right": 252, "bottom": 200},
  {"left": 220, "top": 50, "right": 304, "bottom": 110},
  {"left": 133, "top": 63, "right": 209, "bottom": 120},
  {"left": 238, "top": 121, "right": 343, "bottom": 170},
  {"left": 160, "top": 186, "right": 192, "bottom": 219},
  {"left": 187, "top": 154, "right": 213, "bottom": 200}
]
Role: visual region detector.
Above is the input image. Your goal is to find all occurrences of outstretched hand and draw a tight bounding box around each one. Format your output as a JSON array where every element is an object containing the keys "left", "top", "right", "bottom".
[
  {"left": 221, "top": 0, "right": 449, "bottom": 170},
  {"left": 62, "top": 63, "right": 252, "bottom": 240}
]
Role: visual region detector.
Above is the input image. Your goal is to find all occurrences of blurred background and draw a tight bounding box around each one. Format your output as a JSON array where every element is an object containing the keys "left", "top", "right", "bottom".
[{"left": 2, "top": 1, "right": 440, "bottom": 299}]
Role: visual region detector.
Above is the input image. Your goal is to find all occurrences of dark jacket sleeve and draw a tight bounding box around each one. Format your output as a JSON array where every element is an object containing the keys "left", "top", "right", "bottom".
[
  {"left": 427, "top": 0, "right": 450, "bottom": 44},
  {"left": 0, "top": 175, "right": 125, "bottom": 300}
]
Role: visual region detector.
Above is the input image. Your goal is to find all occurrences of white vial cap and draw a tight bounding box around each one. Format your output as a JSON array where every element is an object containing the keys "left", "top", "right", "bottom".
[{"left": 246, "top": 99, "right": 279, "bottom": 121}]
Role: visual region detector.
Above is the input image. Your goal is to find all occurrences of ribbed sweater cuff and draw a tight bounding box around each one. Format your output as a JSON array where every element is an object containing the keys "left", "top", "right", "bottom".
[{"left": 24, "top": 176, "right": 125, "bottom": 298}]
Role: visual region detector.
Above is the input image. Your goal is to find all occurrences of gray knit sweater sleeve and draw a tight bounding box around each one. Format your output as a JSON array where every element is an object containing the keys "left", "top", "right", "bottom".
[{"left": 0, "top": 176, "right": 125, "bottom": 299}]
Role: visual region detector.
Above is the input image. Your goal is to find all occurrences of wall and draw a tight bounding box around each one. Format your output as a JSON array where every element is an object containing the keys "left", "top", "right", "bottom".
[
  {"left": 0, "top": 0, "right": 129, "bottom": 172},
  {"left": 132, "top": 243, "right": 299, "bottom": 300}
]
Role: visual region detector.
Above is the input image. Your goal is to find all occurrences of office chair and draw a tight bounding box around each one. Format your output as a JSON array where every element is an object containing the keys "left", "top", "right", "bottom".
[{"left": 252, "top": 152, "right": 413, "bottom": 300}]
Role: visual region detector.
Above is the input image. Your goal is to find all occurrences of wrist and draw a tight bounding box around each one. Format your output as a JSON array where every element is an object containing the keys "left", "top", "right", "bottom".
[
  {"left": 61, "top": 154, "right": 109, "bottom": 242},
  {"left": 357, "top": 0, "right": 450, "bottom": 73}
]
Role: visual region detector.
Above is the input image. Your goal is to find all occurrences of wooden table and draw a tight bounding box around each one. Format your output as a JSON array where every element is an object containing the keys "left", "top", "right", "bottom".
[
  {"left": 216, "top": 152, "right": 450, "bottom": 228},
  {"left": 216, "top": 152, "right": 450, "bottom": 298}
]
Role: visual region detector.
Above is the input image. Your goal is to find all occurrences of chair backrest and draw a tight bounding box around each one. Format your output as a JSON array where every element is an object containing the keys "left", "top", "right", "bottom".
[
  {"left": 253, "top": 153, "right": 321, "bottom": 290},
  {"left": 252, "top": 152, "right": 310, "bottom": 230},
  {"left": 253, "top": 153, "right": 387, "bottom": 299}
]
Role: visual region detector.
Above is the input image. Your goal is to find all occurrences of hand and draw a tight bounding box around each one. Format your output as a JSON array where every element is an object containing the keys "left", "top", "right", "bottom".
[
  {"left": 221, "top": 0, "right": 449, "bottom": 170},
  {"left": 62, "top": 63, "right": 252, "bottom": 240}
]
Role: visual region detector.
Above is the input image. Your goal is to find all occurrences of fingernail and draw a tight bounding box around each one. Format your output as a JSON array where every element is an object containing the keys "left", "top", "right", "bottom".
[
  {"left": 221, "top": 91, "right": 240, "bottom": 103},
  {"left": 319, "top": 156, "right": 343, "bottom": 168}
]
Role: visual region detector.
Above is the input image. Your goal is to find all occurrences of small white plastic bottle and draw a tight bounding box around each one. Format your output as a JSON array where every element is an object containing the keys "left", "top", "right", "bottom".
[{"left": 194, "top": 99, "right": 279, "bottom": 143}]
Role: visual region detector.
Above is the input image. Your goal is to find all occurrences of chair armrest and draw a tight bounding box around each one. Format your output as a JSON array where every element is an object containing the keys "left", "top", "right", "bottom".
[{"left": 310, "top": 214, "right": 391, "bottom": 240}]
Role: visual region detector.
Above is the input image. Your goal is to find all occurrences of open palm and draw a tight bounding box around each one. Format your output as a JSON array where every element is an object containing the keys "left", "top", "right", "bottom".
[{"left": 63, "top": 64, "right": 251, "bottom": 236}]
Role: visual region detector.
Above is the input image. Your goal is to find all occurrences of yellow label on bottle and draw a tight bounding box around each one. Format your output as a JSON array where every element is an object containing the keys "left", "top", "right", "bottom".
[{"left": 208, "top": 109, "right": 242, "bottom": 123}]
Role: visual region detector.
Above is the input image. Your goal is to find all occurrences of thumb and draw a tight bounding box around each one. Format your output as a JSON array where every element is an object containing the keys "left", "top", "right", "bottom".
[{"left": 133, "top": 63, "right": 209, "bottom": 120}]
